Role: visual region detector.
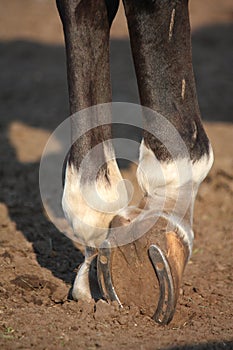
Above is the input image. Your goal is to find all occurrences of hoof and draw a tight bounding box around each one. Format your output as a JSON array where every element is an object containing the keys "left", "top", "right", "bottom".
[
  {"left": 97, "top": 212, "right": 189, "bottom": 325},
  {"left": 72, "top": 288, "right": 93, "bottom": 302},
  {"left": 72, "top": 262, "right": 93, "bottom": 301},
  {"left": 72, "top": 254, "right": 102, "bottom": 302}
]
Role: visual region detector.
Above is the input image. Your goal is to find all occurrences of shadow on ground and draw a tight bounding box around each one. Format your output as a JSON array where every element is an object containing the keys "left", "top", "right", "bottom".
[{"left": 164, "top": 340, "right": 233, "bottom": 350}]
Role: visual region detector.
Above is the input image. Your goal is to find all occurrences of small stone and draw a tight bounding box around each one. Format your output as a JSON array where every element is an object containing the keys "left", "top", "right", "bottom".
[
  {"left": 78, "top": 299, "right": 95, "bottom": 314},
  {"left": 94, "top": 300, "right": 112, "bottom": 321},
  {"left": 51, "top": 285, "right": 68, "bottom": 303},
  {"left": 117, "top": 315, "right": 128, "bottom": 325}
]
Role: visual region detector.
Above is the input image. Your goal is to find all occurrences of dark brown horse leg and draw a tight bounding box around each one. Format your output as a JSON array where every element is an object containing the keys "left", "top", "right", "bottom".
[
  {"left": 122, "top": 0, "right": 213, "bottom": 322},
  {"left": 98, "top": 0, "right": 213, "bottom": 324},
  {"left": 56, "top": 0, "right": 127, "bottom": 301}
]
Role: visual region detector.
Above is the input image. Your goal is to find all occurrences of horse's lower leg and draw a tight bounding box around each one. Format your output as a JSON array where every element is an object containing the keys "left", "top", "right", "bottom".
[
  {"left": 96, "top": 0, "right": 213, "bottom": 324},
  {"left": 123, "top": 0, "right": 213, "bottom": 250},
  {"left": 56, "top": 0, "right": 126, "bottom": 300}
]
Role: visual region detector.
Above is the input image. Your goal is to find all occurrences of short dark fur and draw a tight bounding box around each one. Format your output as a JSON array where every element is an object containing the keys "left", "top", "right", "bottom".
[
  {"left": 123, "top": 0, "right": 210, "bottom": 161},
  {"left": 57, "top": 0, "right": 211, "bottom": 177},
  {"left": 56, "top": 0, "right": 113, "bottom": 172}
]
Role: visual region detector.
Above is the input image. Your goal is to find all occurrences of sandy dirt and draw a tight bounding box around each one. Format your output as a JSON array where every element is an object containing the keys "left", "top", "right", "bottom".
[{"left": 0, "top": 1, "right": 233, "bottom": 349}]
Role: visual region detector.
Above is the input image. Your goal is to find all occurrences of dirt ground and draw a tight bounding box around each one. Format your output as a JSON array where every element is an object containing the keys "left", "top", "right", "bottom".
[{"left": 0, "top": 1, "right": 233, "bottom": 349}]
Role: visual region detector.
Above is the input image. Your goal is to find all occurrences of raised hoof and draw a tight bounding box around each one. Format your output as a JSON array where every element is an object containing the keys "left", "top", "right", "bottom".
[{"left": 97, "top": 214, "right": 189, "bottom": 325}]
